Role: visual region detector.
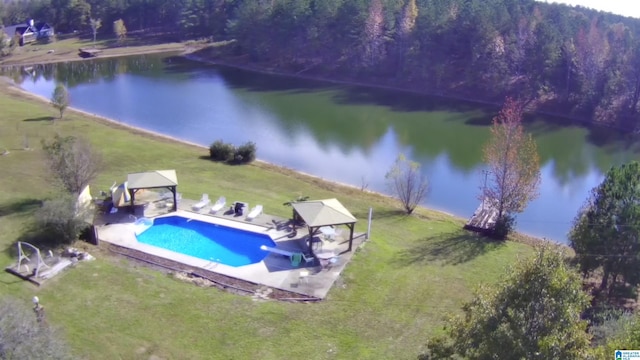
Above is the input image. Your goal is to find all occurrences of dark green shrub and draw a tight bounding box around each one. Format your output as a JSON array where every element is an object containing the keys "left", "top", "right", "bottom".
[
  {"left": 235, "top": 141, "right": 257, "bottom": 163},
  {"left": 209, "top": 140, "right": 235, "bottom": 162},
  {"left": 36, "top": 195, "right": 89, "bottom": 245},
  {"left": 490, "top": 213, "right": 516, "bottom": 240}
]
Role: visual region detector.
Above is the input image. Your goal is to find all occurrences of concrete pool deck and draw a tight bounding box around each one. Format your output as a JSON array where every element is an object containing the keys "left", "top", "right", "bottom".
[{"left": 95, "top": 199, "right": 366, "bottom": 299}]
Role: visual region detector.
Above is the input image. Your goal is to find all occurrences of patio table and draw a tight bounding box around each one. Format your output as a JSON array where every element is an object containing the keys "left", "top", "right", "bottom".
[
  {"left": 315, "top": 250, "right": 336, "bottom": 260},
  {"left": 320, "top": 226, "right": 336, "bottom": 240}
]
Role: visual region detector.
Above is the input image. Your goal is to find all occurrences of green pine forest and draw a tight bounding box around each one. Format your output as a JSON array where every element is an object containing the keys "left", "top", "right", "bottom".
[{"left": 3, "top": 0, "right": 640, "bottom": 131}]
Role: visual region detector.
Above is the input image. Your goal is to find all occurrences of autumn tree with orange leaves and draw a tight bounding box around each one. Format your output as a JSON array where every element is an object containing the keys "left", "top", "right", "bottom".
[{"left": 482, "top": 98, "right": 541, "bottom": 238}]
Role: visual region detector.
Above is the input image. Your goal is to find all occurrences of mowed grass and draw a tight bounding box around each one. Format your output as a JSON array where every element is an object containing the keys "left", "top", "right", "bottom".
[
  {"left": 0, "top": 36, "right": 193, "bottom": 66},
  {"left": 0, "top": 82, "right": 534, "bottom": 359}
]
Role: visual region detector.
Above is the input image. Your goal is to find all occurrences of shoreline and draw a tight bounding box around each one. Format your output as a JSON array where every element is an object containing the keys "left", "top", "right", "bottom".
[
  {"left": 4, "top": 81, "right": 401, "bottom": 205},
  {"left": 4, "top": 70, "right": 557, "bottom": 249}
]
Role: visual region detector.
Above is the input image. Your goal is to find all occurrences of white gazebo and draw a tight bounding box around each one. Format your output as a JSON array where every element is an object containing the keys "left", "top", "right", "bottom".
[
  {"left": 127, "top": 170, "right": 178, "bottom": 212},
  {"left": 291, "top": 199, "right": 357, "bottom": 252}
]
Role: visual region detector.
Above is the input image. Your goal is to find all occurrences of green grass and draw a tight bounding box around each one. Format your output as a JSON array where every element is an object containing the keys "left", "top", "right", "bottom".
[
  {"left": 0, "top": 36, "right": 193, "bottom": 67},
  {"left": 0, "top": 83, "right": 534, "bottom": 359}
]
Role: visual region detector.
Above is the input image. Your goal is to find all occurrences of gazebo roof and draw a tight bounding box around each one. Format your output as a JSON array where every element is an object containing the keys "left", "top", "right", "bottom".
[
  {"left": 127, "top": 170, "right": 178, "bottom": 189},
  {"left": 291, "top": 199, "right": 357, "bottom": 227}
]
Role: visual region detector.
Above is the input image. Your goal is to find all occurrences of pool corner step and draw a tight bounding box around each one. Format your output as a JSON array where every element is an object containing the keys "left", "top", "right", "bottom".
[{"left": 203, "top": 261, "right": 219, "bottom": 271}]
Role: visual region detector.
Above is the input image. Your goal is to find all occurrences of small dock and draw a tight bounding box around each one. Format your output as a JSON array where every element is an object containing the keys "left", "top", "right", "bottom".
[
  {"left": 79, "top": 48, "right": 102, "bottom": 58},
  {"left": 464, "top": 198, "right": 499, "bottom": 234}
]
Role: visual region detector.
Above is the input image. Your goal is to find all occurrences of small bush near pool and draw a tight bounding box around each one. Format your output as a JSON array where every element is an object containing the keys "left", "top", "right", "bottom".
[
  {"left": 209, "top": 140, "right": 256, "bottom": 164},
  {"left": 234, "top": 142, "right": 257, "bottom": 164},
  {"left": 209, "top": 140, "right": 235, "bottom": 162}
]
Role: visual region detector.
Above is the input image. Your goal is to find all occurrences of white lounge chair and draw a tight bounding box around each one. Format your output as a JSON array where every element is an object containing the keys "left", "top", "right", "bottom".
[
  {"left": 246, "top": 205, "right": 263, "bottom": 220},
  {"left": 192, "top": 194, "right": 210, "bottom": 211},
  {"left": 209, "top": 196, "right": 226, "bottom": 214}
]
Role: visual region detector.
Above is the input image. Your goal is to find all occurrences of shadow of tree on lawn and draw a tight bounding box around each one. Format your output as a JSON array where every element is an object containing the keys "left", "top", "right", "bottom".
[
  {"left": 0, "top": 198, "right": 42, "bottom": 217},
  {"left": 394, "top": 230, "right": 505, "bottom": 266},
  {"left": 352, "top": 208, "right": 405, "bottom": 221},
  {"left": 22, "top": 116, "right": 55, "bottom": 122}
]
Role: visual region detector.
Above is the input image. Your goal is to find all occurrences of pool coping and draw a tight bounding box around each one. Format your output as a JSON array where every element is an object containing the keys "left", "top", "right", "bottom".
[{"left": 96, "top": 209, "right": 363, "bottom": 299}]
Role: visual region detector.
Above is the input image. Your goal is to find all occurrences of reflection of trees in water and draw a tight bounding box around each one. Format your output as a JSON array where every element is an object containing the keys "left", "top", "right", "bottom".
[
  {"left": 222, "top": 64, "right": 634, "bottom": 180},
  {"left": 1, "top": 54, "right": 171, "bottom": 88}
]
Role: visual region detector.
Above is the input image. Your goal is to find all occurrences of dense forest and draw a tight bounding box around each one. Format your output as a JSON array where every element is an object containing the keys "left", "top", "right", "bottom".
[{"left": 3, "top": 0, "right": 640, "bottom": 131}]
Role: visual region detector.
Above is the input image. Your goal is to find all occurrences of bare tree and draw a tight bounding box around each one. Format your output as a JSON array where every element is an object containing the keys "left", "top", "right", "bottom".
[
  {"left": 41, "top": 134, "right": 102, "bottom": 195},
  {"left": 90, "top": 18, "right": 102, "bottom": 47},
  {"left": 385, "top": 154, "right": 429, "bottom": 214},
  {"left": 363, "top": 0, "right": 385, "bottom": 68},
  {"left": 395, "top": 0, "right": 418, "bottom": 73},
  {"left": 0, "top": 297, "right": 75, "bottom": 359},
  {"left": 50, "top": 84, "right": 69, "bottom": 120},
  {"left": 482, "top": 98, "right": 541, "bottom": 236},
  {"left": 113, "top": 19, "right": 127, "bottom": 43}
]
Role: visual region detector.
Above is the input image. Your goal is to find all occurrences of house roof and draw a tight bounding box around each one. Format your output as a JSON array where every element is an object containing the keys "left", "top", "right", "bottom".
[
  {"left": 3, "top": 24, "right": 33, "bottom": 37},
  {"left": 127, "top": 170, "right": 178, "bottom": 189},
  {"left": 3, "top": 21, "right": 51, "bottom": 38},
  {"left": 34, "top": 22, "right": 51, "bottom": 31},
  {"left": 291, "top": 199, "right": 357, "bottom": 227}
]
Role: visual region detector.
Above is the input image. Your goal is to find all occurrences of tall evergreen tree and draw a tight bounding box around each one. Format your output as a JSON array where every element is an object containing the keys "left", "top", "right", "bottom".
[{"left": 570, "top": 161, "right": 640, "bottom": 295}]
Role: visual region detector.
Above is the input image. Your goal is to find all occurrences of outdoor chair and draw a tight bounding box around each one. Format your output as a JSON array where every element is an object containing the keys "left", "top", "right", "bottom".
[
  {"left": 209, "top": 196, "right": 226, "bottom": 214},
  {"left": 299, "top": 270, "right": 310, "bottom": 285},
  {"left": 302, "top": 253, "right": 315, "bottom": 264},
  {"left": 192, "top": 194, "right": 210, "bottom": 211},
  {"left": 246, "top": 205, "right": 263, "bottom": 221},
  {"left": 290, "top": 253, "right": 302, "bottom": 267},
  {"left": 234, "top": 202, "right": 248, "bottom": 216}
]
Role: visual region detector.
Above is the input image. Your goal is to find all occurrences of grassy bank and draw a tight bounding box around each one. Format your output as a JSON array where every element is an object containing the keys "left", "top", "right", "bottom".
[
  {"left": 0, "top": 35, "right": 222, "bottom": 67},
  {"left": 0, "top": 82, "right": 534, "bottom": 359}
]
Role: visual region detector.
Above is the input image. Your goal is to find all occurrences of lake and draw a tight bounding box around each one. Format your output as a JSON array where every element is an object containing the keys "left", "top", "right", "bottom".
[{"left": 5, "top": 54, "right": 639, "bottom": 244}]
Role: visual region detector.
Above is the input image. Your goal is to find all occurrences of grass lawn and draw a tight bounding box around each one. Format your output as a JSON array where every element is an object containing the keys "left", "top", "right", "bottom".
[
  {"left": 0, "top": 34, "right": 215, "bottom": 67},
  {"left": 0, "top": 81, "right": 534, "bottom": 359}
]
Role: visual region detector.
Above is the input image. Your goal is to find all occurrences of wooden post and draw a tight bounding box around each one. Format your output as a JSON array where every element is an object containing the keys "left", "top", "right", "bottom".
[
  {"left": 172, "top": 187, "right": 177, "bottom": 212},
  {"left": 129, "top": 189, "right": 136, "bottom": 214},
  {"left": 366, "top": 207, "right": 373, "bottom": 240},
  {"left": 348, "top": 224, "right": 354, "bottom": 252}
]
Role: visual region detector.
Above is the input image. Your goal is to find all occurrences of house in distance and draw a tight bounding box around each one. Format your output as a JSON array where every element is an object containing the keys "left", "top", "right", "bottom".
[{"left": 3, "top": 19, "right": 54, "bottom": 46}]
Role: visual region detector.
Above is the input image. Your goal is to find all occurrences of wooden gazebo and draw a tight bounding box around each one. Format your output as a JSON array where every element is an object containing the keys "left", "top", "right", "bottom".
[
  {"left": 127, "top": 170, "right": 178, "bottom": 213},
  {"left": 291, "top": 199, "right": 357, "bottom": 252}
]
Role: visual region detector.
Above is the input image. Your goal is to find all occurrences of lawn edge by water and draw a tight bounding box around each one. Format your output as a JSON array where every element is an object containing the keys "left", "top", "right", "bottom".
[
  {"left": 0, "top": 77, "right": 538, "bottom": 359},
  {"left": 3, "top": 77, "right": 552, "bottom": 249}
]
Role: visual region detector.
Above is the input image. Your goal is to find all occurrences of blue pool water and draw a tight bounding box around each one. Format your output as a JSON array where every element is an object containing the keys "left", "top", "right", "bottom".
[{"left": 136, "top": 216, "right": 276, "bottom": 267}]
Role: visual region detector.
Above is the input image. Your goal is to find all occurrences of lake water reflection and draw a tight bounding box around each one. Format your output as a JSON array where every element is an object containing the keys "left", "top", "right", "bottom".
[{"left": 6, "top": 54, "right": 640, "bottom": 244}]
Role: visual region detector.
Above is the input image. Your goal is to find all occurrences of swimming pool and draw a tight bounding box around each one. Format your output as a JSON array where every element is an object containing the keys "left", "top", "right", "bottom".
[{"left": 136, "top": 216, "right": 276, "bottom": 267}]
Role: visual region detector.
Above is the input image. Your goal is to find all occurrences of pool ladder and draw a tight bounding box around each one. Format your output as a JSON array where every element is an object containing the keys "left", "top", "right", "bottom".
[{"left": 203, "top": 260, "right": 219, "bottom": 271}]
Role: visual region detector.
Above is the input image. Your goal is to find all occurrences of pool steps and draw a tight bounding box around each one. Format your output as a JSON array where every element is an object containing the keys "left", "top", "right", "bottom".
[{"left": 132, "top": 217, "right": 154, "bottom": 236}]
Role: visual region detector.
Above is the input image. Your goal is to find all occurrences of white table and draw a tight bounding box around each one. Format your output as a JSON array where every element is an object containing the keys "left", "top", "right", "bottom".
[
  {"left": 315, "top": 251, "right": 338, "bottom": 270},
  {"left": 315, "top": 250, "right": 336, "bottom": 260},
  {"left": 320, "top": 226, "right": 336, "bottom": 240}
]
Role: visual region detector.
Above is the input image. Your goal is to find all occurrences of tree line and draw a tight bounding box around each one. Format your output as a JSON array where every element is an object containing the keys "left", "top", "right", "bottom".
[{"left": 3, "top": 0, "right": 640, "bottom": 131}]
